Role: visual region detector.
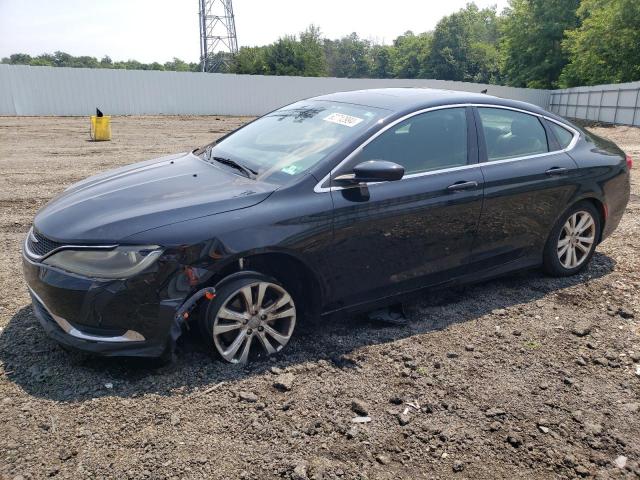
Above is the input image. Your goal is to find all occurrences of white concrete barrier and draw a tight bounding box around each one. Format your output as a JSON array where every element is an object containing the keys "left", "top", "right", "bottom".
[
  {"left": 549, "top": 81, "right": 640, "bottom": 127},
  {"left": 0, "top": 64, "right": 551, "bottom": 116}
]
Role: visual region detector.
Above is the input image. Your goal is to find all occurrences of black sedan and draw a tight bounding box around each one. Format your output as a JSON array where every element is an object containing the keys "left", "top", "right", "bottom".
[{"left": 22, "top": 88, "right": 632, "bottom": 363}]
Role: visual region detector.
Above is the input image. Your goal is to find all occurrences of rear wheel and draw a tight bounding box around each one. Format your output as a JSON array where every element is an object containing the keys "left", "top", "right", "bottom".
[
  {"left": 543, "top": 201, "right": 600, "bottom": 277},
  {"left": 203, "top": 274, "right": 296, "bottom": 363}
]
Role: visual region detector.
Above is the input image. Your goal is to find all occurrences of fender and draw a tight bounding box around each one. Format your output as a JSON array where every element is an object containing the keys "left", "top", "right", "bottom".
[
  {"left": 212, "top": 269, "right": 265, "bottom": 291},
  {"left": 199, "top": 246, "right": 328, "bottom": 304},
  {"left": 547, "top": 190, "right": 606, "bottom": 245}
]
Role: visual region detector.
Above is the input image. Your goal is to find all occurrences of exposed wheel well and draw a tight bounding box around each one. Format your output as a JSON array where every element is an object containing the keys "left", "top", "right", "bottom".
[{"left": 210, "top": 253, "right": 322, "bottom": 319}]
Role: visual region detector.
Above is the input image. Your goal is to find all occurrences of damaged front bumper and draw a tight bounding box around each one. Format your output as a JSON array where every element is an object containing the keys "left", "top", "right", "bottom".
[
  {"left": 22, "top": 253, "right": 185, "bottom": 358},
  {"left": 30, "top": 287, "right": 146, "bottom": 343}
]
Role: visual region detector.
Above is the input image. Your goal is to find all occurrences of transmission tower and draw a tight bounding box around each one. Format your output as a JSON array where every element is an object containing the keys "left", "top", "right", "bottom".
[{"left": 199, "top": 0, "right": 239, "bottom": 72}]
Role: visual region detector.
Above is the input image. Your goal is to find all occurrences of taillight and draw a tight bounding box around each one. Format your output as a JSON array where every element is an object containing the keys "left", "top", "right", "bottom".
[{"left": 626, "top": 154, "right": 633, "bottom": 170}]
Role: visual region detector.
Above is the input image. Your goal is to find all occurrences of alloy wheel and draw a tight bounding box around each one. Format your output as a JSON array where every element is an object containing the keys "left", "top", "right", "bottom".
[
  {"left": 557, "top": 210, "right": 596, "bottom": 269},
  {"left": 213, "top": 281, "right": 296, "bottom": 363}
]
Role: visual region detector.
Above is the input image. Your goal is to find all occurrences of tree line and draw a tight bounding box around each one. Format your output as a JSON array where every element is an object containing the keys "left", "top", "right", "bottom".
[
  {"left": 3, "top": 0, "right": 638, "bottom": 89},
  {"left": 1, "top": 51, "right": 203, "bottom": 73}
]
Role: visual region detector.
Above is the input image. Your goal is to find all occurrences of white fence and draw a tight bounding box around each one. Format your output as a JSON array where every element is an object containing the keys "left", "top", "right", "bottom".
[
  {"left": 0, "top": 64, "right": 551, "bottom": 116},
  {"left": 549, "top": 81, "right": 640, "bottom": 127}
]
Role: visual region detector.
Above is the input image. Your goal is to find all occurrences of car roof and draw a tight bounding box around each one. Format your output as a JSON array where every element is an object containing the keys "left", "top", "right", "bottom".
[{"left": 311, "top": 87, "right": 549, "bottom": 117}]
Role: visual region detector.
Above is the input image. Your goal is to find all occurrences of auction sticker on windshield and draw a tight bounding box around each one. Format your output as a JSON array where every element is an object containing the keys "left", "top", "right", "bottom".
[
  {"left": 281, "top": 164, "right": 303, "bottom": 175},
  {"left": 323, "top": 112, "right": 364, "bottom": 127}
]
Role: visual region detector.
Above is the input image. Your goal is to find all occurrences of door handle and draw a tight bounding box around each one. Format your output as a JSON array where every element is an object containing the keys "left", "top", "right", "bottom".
[
  {"left": 545, "top": 167, "right": 568, "bottom": 176},
  {"left": 447, "top": 180, "right": 478, "bottom": 192}
]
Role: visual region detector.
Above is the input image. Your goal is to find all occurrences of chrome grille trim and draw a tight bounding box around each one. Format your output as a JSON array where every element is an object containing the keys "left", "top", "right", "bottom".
[{"left": 23, "top": 227, "right": 117, "bottom": 261}]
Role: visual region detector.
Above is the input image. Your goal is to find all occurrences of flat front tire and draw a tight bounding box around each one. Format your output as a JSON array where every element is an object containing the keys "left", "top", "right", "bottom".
[
  {"left": 203, "top": 274, "right": 296, "bottom": 363},
  {"left": 543, "top": 201, "right": 600, "bottom": 277}
]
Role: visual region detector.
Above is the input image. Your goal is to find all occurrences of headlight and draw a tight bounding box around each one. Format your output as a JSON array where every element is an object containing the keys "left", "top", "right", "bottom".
[{"left": 43, "top": 246, "right": 163, "bottom": 279}]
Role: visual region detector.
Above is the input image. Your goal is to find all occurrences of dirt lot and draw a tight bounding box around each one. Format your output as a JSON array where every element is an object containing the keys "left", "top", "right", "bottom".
[{"left": 0, "top": 116, "right": 639, "bottom": 480}]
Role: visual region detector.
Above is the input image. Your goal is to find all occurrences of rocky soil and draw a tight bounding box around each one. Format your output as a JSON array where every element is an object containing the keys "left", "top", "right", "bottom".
[{"left": 0, "top": 117, "right": 639, "bottom": 479}]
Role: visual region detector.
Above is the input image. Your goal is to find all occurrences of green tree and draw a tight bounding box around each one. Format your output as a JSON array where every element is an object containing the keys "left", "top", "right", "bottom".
[
  {"left": 73, "top": 56, "right": 100, "bottom": 68},
  {"left": 52, "top": 51, "right": 75, "bottom": 67},
  {"left": 2, "top": 53, "right": 33, "bottom": 64},
  {"left": 264, "top": 36, "right": 305, "bottom": 76},
  {"left": 1, "top": 51, "right": 203, "bottom": 73},
  {"left": 560, "top": 0, "right": 640, "bottom": 86},
  {"left": 30, "top": 54, "right": 55, "bottom": 67},
  {"left": 500, "top": 0, "right": 580, "bottom": 88},
  {"left": 427, "top": 4, "right": 500, "bottom": 82},
  {"left": 392, "top": 31, "right": 432, "bottom": 78},
  {"left": 163, "top": 58, "right": 191, "bottom": 72},
  {"left": 233, "top": 25, "right": 326, "bottom": 77},
  {"left": 148, "top": 62, "right": 165, "bottom": 71},
  {"left": 113, "top": 59, "right": 144, "bottom": 70},
  {"left": 232, "top": 47, "right": 269, "bottom": 74},
  {"left": 324, "top": 33, "right": 371, "bottom": 78},
  {"left": 298, "top": 25, "right": 327, "bottom": 77},
  {"left": 100, "top": 55, "right": 113, "bottom": 67},
  {"left": 370, "top": 44, "right": 394, "bottom": 78}
]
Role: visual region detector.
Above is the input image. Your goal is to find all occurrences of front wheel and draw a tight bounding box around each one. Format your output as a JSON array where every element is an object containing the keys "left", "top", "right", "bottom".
[
  {"left": 203, "top": 274, "right": 297, "bottom": 363},
  {"left": 543, "top": 202, "right": 600, "bottom": 277}
]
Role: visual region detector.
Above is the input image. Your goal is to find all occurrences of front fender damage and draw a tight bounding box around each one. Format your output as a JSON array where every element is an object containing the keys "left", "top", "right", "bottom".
[{"left": 164, "top": 286, "right": 217, "bottom": 358}]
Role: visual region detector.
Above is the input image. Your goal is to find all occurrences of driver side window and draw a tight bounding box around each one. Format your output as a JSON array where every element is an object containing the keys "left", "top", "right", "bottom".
[{"left": 359, "top": 107, "right": 468, "bottom": 175}]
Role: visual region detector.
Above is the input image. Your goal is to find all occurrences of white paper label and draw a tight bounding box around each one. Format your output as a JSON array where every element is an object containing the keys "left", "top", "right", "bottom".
[
  {"left": 281, "top": 164, "right": 301, "bottom": 175},
  {"left": 323, "top": 112, "right": 364, "bottom": 127}
]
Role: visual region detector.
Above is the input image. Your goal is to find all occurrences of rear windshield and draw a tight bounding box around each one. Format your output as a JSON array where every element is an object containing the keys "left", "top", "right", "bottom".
[{"left": 204, "top": 100, "right": 388, "bottom": 184}]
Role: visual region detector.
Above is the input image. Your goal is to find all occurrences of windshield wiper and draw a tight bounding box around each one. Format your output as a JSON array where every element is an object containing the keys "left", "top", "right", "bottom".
[{"left": 204, "top": 147, "right": 257, "bottom": 179}]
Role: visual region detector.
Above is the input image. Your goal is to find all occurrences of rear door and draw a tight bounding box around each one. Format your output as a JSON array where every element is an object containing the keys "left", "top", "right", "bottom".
[
  {"left": 471, "top": 106, "right": 580, "bottom": 265},
  {"left": 323, "top": 106, "right": 484, "bottom": 309}
]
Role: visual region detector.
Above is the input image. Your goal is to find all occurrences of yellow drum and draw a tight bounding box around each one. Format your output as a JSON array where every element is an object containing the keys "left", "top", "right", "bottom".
[{"left": 90, "top": 115, "right": 111, "bottom": 141}]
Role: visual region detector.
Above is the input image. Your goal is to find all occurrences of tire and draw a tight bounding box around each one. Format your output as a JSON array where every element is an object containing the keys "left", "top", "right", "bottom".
[
  {"left": 543, "top": 201, "right": 600, "bottom": 277},
  {"left": 201, "top": 273, "right": 297, "bottom": 363}
]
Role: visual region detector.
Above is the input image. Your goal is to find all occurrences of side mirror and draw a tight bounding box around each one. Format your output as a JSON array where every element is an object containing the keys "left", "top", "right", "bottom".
[{"left": 334, "top": 160, "right": 404, "bottom": 185}]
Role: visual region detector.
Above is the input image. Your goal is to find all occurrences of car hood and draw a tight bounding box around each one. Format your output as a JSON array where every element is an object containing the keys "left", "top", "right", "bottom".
[{"left": 34, "top": 152, "right": 276, "bottom": 243}]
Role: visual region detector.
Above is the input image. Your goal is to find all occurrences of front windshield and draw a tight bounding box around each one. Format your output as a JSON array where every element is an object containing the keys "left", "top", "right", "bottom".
[{"left": 203, "top": 100, "right": 388, "bottom": 184}]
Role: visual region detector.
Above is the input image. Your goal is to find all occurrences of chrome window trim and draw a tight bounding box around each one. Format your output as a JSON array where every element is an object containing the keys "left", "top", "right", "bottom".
[
  {"left": 475, "top": 105, "right": 580, "bottom": 161},
  {"left": 543, "top": 115, "right": 580, "bottom": 150},
  {"left": 313, "top": 103, "right": 580, "bottom": 193},
  {"left": 29, "top": 287, "right": 145, "bottom": 343},
  {"left": 24, "top": 227, "right": 117, "bottom": 261}
]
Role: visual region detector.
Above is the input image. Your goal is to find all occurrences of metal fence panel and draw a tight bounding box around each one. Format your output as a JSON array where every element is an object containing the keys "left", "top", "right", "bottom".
[
  {"left": 0, "top": 64, "right": 551, "bottom": 116},
  {"left": 549, "top": 81, "right": 640, "bottom": 127}
]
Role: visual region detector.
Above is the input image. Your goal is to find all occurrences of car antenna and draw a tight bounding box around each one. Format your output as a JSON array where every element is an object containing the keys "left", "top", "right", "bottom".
[
  {"left": 481, "top": 89, "right": 488, "bottom": 94},
  {"left": 96, "top": 107, "right": 103, "bottom": 117}
]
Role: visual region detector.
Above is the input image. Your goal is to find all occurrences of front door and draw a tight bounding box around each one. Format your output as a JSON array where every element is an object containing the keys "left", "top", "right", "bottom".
[{"left": 323, "top": 106, "right": 484, "bottom": 310}]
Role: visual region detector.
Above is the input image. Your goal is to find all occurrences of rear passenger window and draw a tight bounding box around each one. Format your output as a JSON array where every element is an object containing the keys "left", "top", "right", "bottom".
[
  {"left": 360, "top": 107, "right": 468, "bottom": 175},
  {"left": 478, "top": 108, "right": 548, "bottom": 161},
  {"left": 549, "top": 122, "right": 574, "bottom": 149}
]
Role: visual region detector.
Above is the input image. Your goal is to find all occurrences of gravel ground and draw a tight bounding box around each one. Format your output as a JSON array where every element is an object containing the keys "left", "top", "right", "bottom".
[{"left": 0, "top": 116, "right": 638, "bottom": 480}]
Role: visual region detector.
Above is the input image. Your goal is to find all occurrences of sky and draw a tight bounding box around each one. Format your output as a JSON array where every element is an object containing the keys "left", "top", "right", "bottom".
[{"left": 0, "top": 0, "right": 510, "bottom": 64}]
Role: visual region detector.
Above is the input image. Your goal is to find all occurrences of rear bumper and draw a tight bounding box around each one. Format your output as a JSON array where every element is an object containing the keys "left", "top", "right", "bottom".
[
  {"left": 602, "top": 173, "right": 630, "bottom": 242},
  {"left": 22, "top": 253, "right": 182, "bottom": 358}
]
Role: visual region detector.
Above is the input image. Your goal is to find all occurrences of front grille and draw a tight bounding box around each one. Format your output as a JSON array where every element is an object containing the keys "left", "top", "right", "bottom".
[{"left": 26, "top": 228, "right": 64, "bottom": 258}]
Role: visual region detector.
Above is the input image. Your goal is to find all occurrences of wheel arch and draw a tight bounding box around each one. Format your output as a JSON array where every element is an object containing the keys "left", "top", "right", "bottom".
[
  {"left": 208, "top": 249, "right": 324, "bottom": 319},
  {"left": 543, "top": 196, "right": 603, "bottom": 276},
  {"left": 570, "top": 195, "right": 606, "bottom": 244}
]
